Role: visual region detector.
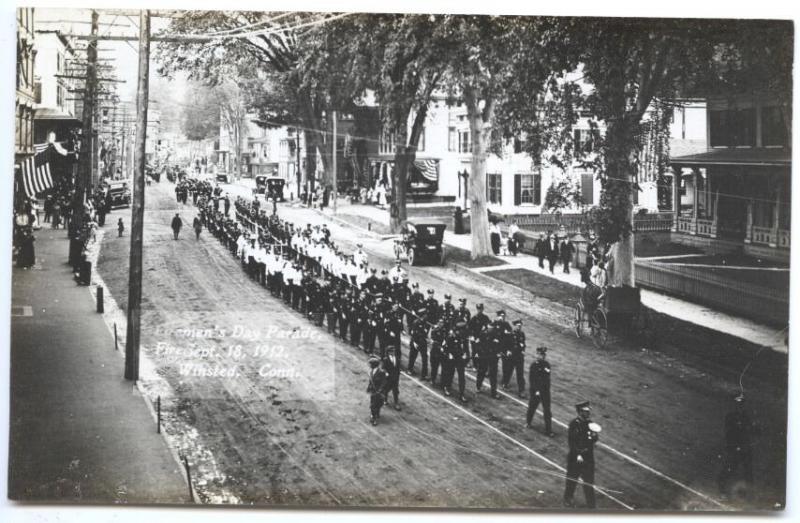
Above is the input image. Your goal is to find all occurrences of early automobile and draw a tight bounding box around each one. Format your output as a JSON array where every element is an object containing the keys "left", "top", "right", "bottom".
[
  {"left": 394, "top": 221, "right": 447, "bottom": 266},
  {"left": 106, "top": 180, "right": 131, "bottom": 209},
  {"left": 216, "top": 172, "right": 231, "bottom": 184}
]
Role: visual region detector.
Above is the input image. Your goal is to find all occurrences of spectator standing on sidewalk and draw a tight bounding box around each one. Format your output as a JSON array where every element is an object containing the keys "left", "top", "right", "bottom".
[
  {"left": 171, "top": 213, "right": 183, "bottom": 240},
  {"left": 16, "top": 226, "right": 36, "bottom": 268},
  {"left": 489, "top": 221, "right": 502, "bottom": 255},
  {"left": 117, "top": 218, "right": 124, "bottom": 237},
  {"left": 534, "top": 233, "right": 546, "bottom": 268},
  {"left": 560, "top": 235, "right": 576, "bottom": 274},
  {"left": 545, "top": 233, "right": 560, "bottom": 274}
]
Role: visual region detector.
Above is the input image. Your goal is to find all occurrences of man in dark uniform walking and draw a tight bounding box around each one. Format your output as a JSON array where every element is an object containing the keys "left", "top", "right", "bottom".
[
  {"left": 428, "top": 318, "right": 447, "bottom": 386},
  {"left": 407, "top": 282, "right": 425, "bottom": 331},
  {"left": 171, "top": 213, "right": 183, "bottom": 240},
  {"left": 477, "top": 310, "right": 510, "bottom": 399},
  {"left": 526, "top": 346, "right": 554, "bottom": 436},
  {"left": 563, "top": 401, "right": 600, "bottom": 508},
  {"left": 382, "top": 346, "right": 402, "bottom": 411},
  {"left": 467, "top": 303, "right": 489, "bottom": 368},
  {"left": 367, "top": 356, "right": 388, "bottom": 426},
  {"left": 441, "top": 322, "right": 469, "bottom": 402},
  {"left": 502, "top": 319, "right": 526, "bottom": 397},
  {"left": 407, "top": 308, "right": 429, "bottom": 378}
]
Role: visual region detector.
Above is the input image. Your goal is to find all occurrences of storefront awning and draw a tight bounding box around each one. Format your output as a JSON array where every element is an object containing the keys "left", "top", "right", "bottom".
[
  {"left": 34, "top": 107, "right": 81, "bottom": 123},
  {"left": 670, "top": 148, "right": 790, "bottom": 168}
]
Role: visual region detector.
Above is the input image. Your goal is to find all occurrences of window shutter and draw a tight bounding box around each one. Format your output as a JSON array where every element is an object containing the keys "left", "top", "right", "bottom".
[
  {"left": 533, "top": 174, "right": 541, "bottom": 205},
  {"left": 448, "top": 127, "right": 456, "bottom": 152},
  {"left": 581, "top": 173, "right": 594, "bottom": 205},
  {"left": 514, "top": 174, "right": 521, "bottom": 206}
]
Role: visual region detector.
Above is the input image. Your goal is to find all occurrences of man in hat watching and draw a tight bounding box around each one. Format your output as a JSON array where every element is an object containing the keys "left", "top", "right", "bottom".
[
  {"left": 171, "top": 213, "right": 183, "bottom": 240},
  {"left": 366, "top": 356, "right": 388, "bottom": 426},
  {"left": 526, "top": 346, "right": 554, "bottom": 436},
  {"left": 502, "top": 319, "right": 526, "bottom": 397},
  {"left": 717, "top": 394, "right": 757, "bottom": 497},
  {"left": 563, "top": 401, "right": 600, "bottom": 508}
]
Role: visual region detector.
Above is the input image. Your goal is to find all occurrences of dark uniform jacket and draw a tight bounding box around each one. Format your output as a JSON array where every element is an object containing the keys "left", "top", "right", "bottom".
[
  {"left": 511, "top": 329, "right": 526, "bottom": 358},
  {"left": 567, "top": 417, "right": 599, "bottom": 460},
  {"left": 529, "top": 359, "right": 551, "bottom": 391},
  {"left": 443, "top": 332, "right": 467, "bottom": 363},
  {"left": 488, "top": 319, "right": 513, "bottom": 357},
  {"left": 468, "top": 312, "right": 490, "bottom": 340}
]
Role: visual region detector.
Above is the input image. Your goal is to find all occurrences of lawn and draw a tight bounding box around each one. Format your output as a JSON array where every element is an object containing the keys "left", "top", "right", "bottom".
[
  {"left": 447, "top": 246, "right": 508, "bottom": 269},
  {"left": 485, "top": 268, "right": 578, "bottom": 307}
]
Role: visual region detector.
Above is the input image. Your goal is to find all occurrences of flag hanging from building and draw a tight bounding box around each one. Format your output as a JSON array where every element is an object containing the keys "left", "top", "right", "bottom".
[
  {"left": 18, "top": 146, "right": 54, "bottom": 197},
  {"left": 413, "top": 159, "right": 439, "bottom": 182}
]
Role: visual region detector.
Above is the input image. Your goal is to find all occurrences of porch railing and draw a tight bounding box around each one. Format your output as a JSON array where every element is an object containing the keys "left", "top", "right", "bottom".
[
  {"left": 696, "top": 218, "right": 715, "bottom": 237},
  {"left": 677, "top": 216, "right": 694, "bottom": 234},
  {"left": 635, "top": 259, "right": 789, "bottom": 326},
  {"left": 777, "top": 228, "right": 791, "bottom": 249},
  {"left": 751, "top": 226, "right": 774, "bottom": 246}
]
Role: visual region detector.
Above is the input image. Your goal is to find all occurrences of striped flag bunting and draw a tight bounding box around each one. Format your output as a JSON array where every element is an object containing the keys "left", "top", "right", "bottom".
[
  {"left": 413, "top": 159, "right": 439, "bottom": 182},
  {"left": 18, "top": 148, "right": 54, "bottom": 197},
  {"left": 33, "top": 142, "right": 50, "bottom": 154}
]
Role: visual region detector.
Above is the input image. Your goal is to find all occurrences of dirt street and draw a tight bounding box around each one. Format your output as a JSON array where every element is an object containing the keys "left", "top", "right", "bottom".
[{"left": 95, "top": 181, "right": 786, "bottom": 510}]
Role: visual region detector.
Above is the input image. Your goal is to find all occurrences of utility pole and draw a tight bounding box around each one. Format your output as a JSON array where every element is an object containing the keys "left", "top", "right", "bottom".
[
  {"left": 125, "top": 9, "right": 150, "bottom": 382},
  {"left": 332, "top": 110, "right": 337, "bottom": 213},
  {"left": 70, "top": 9, "right": 98, "bottom": 266}
]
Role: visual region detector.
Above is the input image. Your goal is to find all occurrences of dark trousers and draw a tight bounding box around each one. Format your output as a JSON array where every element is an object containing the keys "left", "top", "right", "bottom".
[
  {"left": 408, "top": 339, "right": 428, "bottom": 377},
  {"left": 526, "top": 388, "right": 552, "bottom": 432},
  {"left": 339, "top": 316, "right": 349, "bottom": 340},
  {"left": 718, "top": 447, "right": 754, "bottom": 494},
  {"left": 370, "top": 393, "right": 384, "bottom": 420},
  {"left": 564, "top": 454, "right": 596, "bottom": 508},
  {"left": 283, "top": 282, "right": 292, "bottom": 304},
  {"left": 172, "top": 228, "right": 180, "bottom": 240},
  {"left": 547, "top": 256, "right": 558, "bottom": 273},
  {"left": 537, "top": 254, "right": 545, "bottom": 268},
  {"left": 476, "top": 357, "right": 498, "bottom": 395},
  {"left": 327, "top": 313, "right": 337, "bottom": 334},
  {"left": 490, "top": 233, "right": 501, "bottom": 255},
  {"left": 562, "top": 258, "right": 571, "bottom": 273},
  {"left": 502, "top": 355, "right": 525, "bottom": 393},
  {"left": 442, "top": 360, "right": 466, "bottom": 396},
  {"left": 386, "top": 374, "right": 399, "bottom": 404},
  {"left": 350, "top": 322, "right": 362, "bottom": 347},
  {"left": 291, "top": 288, "right": 302, "bottom": 310},
  {"left": 363, "top": 328, "right": 375, "bottom": 354}
]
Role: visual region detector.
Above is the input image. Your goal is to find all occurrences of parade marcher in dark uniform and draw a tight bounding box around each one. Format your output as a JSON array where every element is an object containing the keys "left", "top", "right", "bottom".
[
  {"left": 454, "top": 298, "right": 471, "bottom": 362},
  {"left": 441, "top": 322, "right": 469, "bottom": 402},
  {"left": 367, "top": 356, "right": 388, "bottom": 426},
  {"left": 407, "top": 282, "right": 425, "bottom": 331},
  {"left": 364, "top": 268, "right": 380, "bottom": 294},
  {"left": 526, "top": 346, "right": 554, "bottom": 436},
  {"left": 467, "top": 303, "right": 490, "bottom": 368},
  {"left": 407, "top": 308, "right": 429, "bottom": 378},
  {"left": 350, "top": 291, "right": 364, "bottom": 347},
  {"left": 563, "top": 401, "right": 600, "bottom": 508},
  {"left": 382, "top": 346, "right": 402, "bottom": 411},
  {"left": 502, "top": 319, "right": 526, "bottom": 397},
  {"left": 428, "top": 319, "right": 447, "bottom": 385},
  {"left": 425, "top": 289, "right": 439, "bottom": 324},
  {"left": 382, "top": 304, "right": 404, "bottom": 360},
  {"left": 171, "top": 213, "right": 183, "bottom": 240},
  {"left": 717, "top": 395, "right": 757, "bottom": 497},
  {"left": 193, "top": 216, "right": 203, "bottom": 240},
  {"left": 338, "top": 287, "right": 352, "bottom": 342},
  {"left": 477, "top": 310, "right": 510, "bottom": 399},
  {"left": 363, "top": 297, "right": 379, "bottom": 354},
  {"left": 439, "top": 293, "right": 456, "bottom": 327},
  {"left": 327, "top": 283, "right": 340, "bottom": 334}
]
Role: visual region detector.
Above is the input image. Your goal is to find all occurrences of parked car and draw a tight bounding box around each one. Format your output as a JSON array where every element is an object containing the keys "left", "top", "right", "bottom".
[
  {"left": 107, "top": 180, "right": 131, "bottom": 209},
  {"left": 216, "top": 172, "right": 231, "bottom": 184}
]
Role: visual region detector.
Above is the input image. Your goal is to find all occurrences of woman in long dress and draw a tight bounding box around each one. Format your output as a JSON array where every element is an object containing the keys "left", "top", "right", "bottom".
[{"left": 489, "top": 221, "right": 501, "bottom": 255}]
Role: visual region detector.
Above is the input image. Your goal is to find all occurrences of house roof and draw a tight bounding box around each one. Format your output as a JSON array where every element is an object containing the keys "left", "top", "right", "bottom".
[{"left": 670, "top": 147, "right": 791, "bottom": 167}]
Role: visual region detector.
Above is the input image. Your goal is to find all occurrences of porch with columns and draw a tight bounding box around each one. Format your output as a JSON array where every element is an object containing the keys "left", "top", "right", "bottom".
[{"left": 668, "top": 150, "right": 790, "bottom": 260}]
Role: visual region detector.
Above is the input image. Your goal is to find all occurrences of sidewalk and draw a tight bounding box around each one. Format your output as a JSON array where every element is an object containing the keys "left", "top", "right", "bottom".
[
  {"left": 318, "top": 198, "right": 787, "bottom": 353},
  {"left": 9, "top": 230, "right": 190, "bottom": 503}
]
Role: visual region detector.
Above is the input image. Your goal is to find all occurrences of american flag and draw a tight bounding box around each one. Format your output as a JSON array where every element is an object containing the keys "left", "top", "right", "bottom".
[
  {"left": 18, "top": 146, "right": 53, "bottom": 197},
  {"left": 413, "top": 159, "right": 439, "bottom": 181}
]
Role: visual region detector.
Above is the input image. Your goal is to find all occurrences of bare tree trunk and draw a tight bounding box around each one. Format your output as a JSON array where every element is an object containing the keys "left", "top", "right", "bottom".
[
  {"left": 603, "top": 119, "right": 637, "bottom": 287},
  {"left": 465, "top": 89, "right": 493, "bottom": 259}
]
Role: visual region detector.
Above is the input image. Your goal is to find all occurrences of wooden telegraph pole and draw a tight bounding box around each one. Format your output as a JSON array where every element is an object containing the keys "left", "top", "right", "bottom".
[
  {"left": 70, "top": 9, "right": 98, "bottom": 266},
  {"left": 124, "top": 10, "right": 150, "bottom": 381},
  {"left": 332, "top": 111, "right": 337, "bottom": 213}
]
